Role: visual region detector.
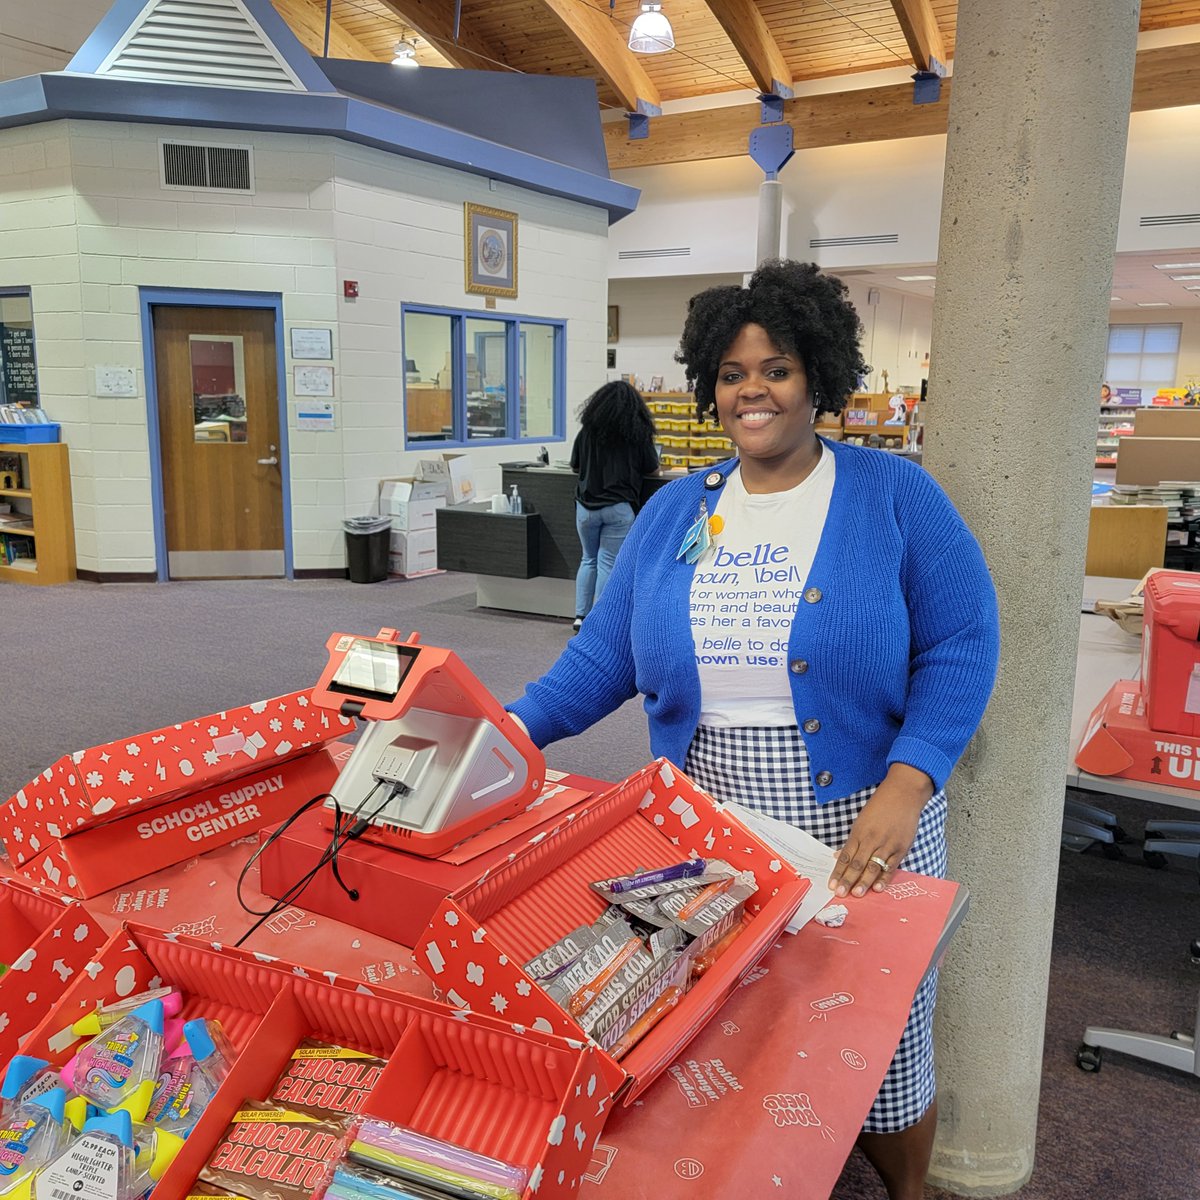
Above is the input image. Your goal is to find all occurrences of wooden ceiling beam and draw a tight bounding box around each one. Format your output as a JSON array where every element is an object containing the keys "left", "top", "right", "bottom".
[
  {"left": 371, "top": 0, "right": 497, "bottom": 70},
  {"left": 889, "top": 0, "right": 947, "bottom": 73},
  {"left": 604, "top": 41, "right": 1200, "bottom": 170},
  {"left": 532, "top": 0, "right": 661, "bottom": 114},
  {"left": 270, "top": 0, "right": 381, "bottom": 61},
  {"left": 702, "top": 0, "right": 794, "bottom": 97}
]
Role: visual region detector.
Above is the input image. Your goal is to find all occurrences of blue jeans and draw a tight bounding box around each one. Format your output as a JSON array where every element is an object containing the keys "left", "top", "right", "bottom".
[{"left": 575, "top": 501, "right": 634, "bottom": 618}]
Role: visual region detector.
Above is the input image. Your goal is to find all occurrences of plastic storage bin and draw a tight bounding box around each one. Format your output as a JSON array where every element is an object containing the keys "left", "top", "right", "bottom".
[
  {"left": 0, "top": 423, "right": 60, "bottom": 443},
  {"left": 344, "top": 514, "right": 392, "bottom": 583}
]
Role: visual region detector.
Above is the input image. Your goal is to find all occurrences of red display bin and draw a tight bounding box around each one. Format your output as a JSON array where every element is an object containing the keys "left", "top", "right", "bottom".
[
  {"left": 1142, "top": 570, "right": 1200, "bottom": 737},
  {"left": 258, "top": 772, "right": 599, "bottom": 947},
  {"left": 417, "top": 759, "right": 811, "bottom": 1104},
  {"left": 0, "top": 876, "right": 107, "bottom": 1061},
  {"left": 0, "top": 691, "right": 353, "bottom": 897},
  {"left": 13, "top": 924, "right": 611, "bottom": 1200}
]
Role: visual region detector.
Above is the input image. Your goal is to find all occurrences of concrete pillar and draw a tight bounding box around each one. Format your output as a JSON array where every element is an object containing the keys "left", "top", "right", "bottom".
[{"left": 922, "top": 2, "right": 1140, "bottom": 1194}]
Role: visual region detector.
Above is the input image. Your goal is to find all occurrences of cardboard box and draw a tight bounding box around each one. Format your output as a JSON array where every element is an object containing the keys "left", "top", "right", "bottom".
[
  {"left": 420, "top": 453, "right": 476, "bottom": 505},
  {"left": 1132, "top": 408, "right": 1200, "bottom": 439},
  {"left": 418, "top": 759, "right": 810, "bottom": 1105},
  {"left": 16, "top": 925, "right": 608, "bottom": 1200},
  {"left": 1114, "top": 436, "right": 1200, "bottom": 485},
  {"left": 1142, "top": 570, "right": 1200, "bottom": 736},
  {"left": 1076, "top": 679, "right": 1200, "bottom": 790},
  {"left": 0, "top": 875, "right": 108, "bottom": 1061},
  {"left": 0, "top": 691, "right": 352, "bottom": 897},
  {"left": 258, "top": 772, "right": 598, "bottom": 946},
  {"left": 389, "top": 527, "right": 438, "bottom": 576},
  {"left": 379, "top": 477, "right": 447, "bottom": 531}
]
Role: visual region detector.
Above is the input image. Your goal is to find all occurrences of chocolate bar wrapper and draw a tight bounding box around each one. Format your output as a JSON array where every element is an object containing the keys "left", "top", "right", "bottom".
[
  {"left": 269, "top": 1039, "right": 387, "bottom": 1120},
  {"left": 187, "top": 1187, "right": 254, "bottom": 1200},
  {"left": 200, "top": 1101, "right": 351, "bottom": 1200}
]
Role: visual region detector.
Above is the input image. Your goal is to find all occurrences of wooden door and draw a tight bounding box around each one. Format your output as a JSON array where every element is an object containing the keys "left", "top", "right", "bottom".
[{"left": 153, "top": 306, "right": 284, "bottom": 578}]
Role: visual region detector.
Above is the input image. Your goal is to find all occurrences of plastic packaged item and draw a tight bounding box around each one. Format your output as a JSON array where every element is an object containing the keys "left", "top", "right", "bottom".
[
  {"left": 71, "top": 999, "right": 165, "bottom": 1122},
  {"left": 346, "top": 1118, "right": 528, "bottom": 1200},
  {"left": 70, "top": 988, "right": 182, "bottom": 1038},
  {"left": 33, "top": 1111, "right": 136, "bottom": 1200},
  {"left": 0, "top": 1088, "right": 72, "bottom": 1200},
  {"left": 0, "top": 1059, "right": 61, "bottom": 1122},
  {"left": 269, "top": 1039, "right": 387, "bottom": 1120},
  {"left": 146, "top": 1019, "right": 234, "bottom": 1136},
  {"left": 199, "top": 1103, "right": 349, "bottom": 1200},
  {"left": 507, "top": 484, "right": 522, "bottom": 515}
]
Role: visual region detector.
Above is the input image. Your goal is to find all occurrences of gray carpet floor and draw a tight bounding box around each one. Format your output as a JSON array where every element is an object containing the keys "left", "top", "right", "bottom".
[{"left": 1, "top": 571, "right": 1197, "bottom": 1198}]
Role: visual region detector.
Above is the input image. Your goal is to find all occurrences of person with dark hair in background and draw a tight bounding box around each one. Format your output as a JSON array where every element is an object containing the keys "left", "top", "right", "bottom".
[
  {"left": 511, "top": 261, "right": 999, "bottom": 1198},
  {"left": 570, "top": 380, "right": 659, "bottom": 633}
]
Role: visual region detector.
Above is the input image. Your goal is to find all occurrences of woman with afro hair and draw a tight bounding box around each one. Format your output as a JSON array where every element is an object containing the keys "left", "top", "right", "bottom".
[
  {"left": 569, "top": 380, "right": 659, "bottom": 633},
  {"left": 509, "top": 260, "right": 999, "bottom": 1199}
]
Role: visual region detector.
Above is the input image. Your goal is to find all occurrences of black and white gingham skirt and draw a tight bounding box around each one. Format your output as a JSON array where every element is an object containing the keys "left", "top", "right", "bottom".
[{"left": 685, "top": 723, "right": 946, "bottom": 1134}]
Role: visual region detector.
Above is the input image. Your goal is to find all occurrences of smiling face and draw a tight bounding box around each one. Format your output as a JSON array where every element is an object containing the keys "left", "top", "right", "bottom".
[{"left": 714, "top": 323, "right": 821, "bottom": 490}]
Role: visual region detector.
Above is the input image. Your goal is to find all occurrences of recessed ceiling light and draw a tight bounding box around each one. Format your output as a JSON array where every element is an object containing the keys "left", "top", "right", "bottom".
[
  {"left": 1136, "top": 301, "right": 1170, "bottom": 307},
  {"left": 1153, "top": 262, "right": 1200, "bottom": 270},
  {"left": 1110, "top": 296, "right": 1122, "bottom": 302},
  {"left": 896, "top": 275, "right": 935, "bottom": 282},
  {"left": 1185, "top": 285, "right": 1200, "bottom": 291},
  {"left": 1169, "top": 274, "right": 1200, "bottom": 281}
]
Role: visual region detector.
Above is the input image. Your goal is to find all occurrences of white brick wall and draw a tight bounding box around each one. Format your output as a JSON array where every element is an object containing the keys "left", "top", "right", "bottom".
[{"left": 0, "top": 118, "right": 610, "bottom": 575}]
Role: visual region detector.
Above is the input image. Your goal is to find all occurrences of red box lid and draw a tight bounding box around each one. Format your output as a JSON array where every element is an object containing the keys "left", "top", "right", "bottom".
[{"left": 1144, "top": 570, "right": 1200, "bottom": 639}]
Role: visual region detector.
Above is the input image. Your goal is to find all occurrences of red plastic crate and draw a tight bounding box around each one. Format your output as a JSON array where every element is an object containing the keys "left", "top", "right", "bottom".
[
  {"left": 418, "top": 759, "right": 810, "bottom": 1104},
  {"left": 13, "top": 924, "right": 611, "bottom": 1200},
  {"left": 0, "top": 875, "right": 107, "bottom": 1061}
]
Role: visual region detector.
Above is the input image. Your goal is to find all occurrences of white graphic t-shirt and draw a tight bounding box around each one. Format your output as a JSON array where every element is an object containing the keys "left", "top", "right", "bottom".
[{"left": 691, "top": 451, "right": 835, "bottom": 726}]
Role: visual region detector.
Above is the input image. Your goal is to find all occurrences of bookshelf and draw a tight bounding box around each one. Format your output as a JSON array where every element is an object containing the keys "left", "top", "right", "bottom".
[
  {"left": 0, "top": 442, "right": 76, "bottom": 585},
  {"left": 643, "top": 391, "right": 734, "bottom": 470},
  {"left": 1096, "top": 405, "right": 1136, "bottom": 467}
]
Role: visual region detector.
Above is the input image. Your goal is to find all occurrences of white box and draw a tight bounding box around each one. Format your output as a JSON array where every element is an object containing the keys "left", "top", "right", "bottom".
[
  {"left": 389, "top": 528, "right": 438, "bottom": 576},
  {"left": 389, "top": 499, "right": 445, "bottom": 532},
  {"left": 380, "top": 477, "right": 448, "bottom": 531},
  {"left": 419, "top": 453, "right": 476, "bottom": 505}
]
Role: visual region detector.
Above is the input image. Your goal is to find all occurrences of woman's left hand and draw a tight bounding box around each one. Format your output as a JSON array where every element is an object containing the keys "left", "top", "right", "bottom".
[{"left": 827, "top": 763, "right": 934, "bottom": 899}]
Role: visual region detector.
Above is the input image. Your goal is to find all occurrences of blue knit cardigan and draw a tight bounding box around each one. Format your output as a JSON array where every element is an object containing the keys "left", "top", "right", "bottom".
[{"left": 510, "top": 438, "right": 1000, "bottom": 800}]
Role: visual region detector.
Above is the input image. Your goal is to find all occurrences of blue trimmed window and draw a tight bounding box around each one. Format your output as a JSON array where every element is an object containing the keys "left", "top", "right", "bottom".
[{"left": 402, "top": 304, "right": 565, "bottom": 446}]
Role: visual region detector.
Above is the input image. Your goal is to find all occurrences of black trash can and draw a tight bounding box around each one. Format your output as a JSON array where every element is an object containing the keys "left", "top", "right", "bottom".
[{"left": 343, "top": 515, "right": 391, "bottom": 583}]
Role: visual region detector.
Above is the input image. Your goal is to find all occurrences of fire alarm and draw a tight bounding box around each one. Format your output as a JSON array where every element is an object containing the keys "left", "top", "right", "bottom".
[{"left": 343, "top": 281, "right": 359, "bottom": 299}]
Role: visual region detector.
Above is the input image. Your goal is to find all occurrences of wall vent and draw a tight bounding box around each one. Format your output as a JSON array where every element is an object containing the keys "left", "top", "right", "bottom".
[
  {"left": 98, "top": 0, "right": 304, "bottom": 92},
  {"left": 161, "top": 141, "right": 254, "bottom": 192},
  {"left": 617, "top": 247, "right": 691, "bottom": 260},
  {"left": 1139, "top": 213, "right": 1200, "bottom": 228},
  {"left": 809, "top": 234, "right": 900, "bottom": 249}
]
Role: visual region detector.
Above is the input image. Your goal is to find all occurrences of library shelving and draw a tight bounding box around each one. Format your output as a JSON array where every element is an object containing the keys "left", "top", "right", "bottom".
[{"left": 0, "top": 442, "right": 76, "bottom": 585}]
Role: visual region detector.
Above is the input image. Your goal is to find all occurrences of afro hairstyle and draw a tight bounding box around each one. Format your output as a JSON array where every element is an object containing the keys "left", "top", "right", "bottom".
[{"left": 675, "top": 259, "right": 869, "bottom": 423}]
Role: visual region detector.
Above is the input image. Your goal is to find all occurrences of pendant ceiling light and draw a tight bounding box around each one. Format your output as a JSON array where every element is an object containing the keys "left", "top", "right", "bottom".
[
  {"left": 391, "top": 40, "right": 418, "bottom": 67},
  {"left": 628, "top": 3, "right": 674, "bottom": 54}
]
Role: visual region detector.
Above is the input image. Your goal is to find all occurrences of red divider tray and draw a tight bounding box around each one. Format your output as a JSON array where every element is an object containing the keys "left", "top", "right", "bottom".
[
  {"left": 14, "top": 924, "right": 610, "bottom": 1200},
  {"left": 0, "top": 875, "right": 107, "bottom": 1061},
  {"left": 418, "top": 759, "right": 810, "bottom": 1104}
]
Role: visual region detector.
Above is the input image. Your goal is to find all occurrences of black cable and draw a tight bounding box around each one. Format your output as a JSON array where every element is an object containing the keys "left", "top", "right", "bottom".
[{"left": 233, "top": 780, "right": 398, "bottom": 948}]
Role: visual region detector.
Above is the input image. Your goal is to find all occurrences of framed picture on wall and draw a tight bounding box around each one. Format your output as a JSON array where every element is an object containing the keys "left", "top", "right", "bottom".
[
  {"left": 607, "top": 305, "right": 619, "bottom": 343},
  {"left": 464, "top": 203, "right": 518, "bottom": 298}
]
